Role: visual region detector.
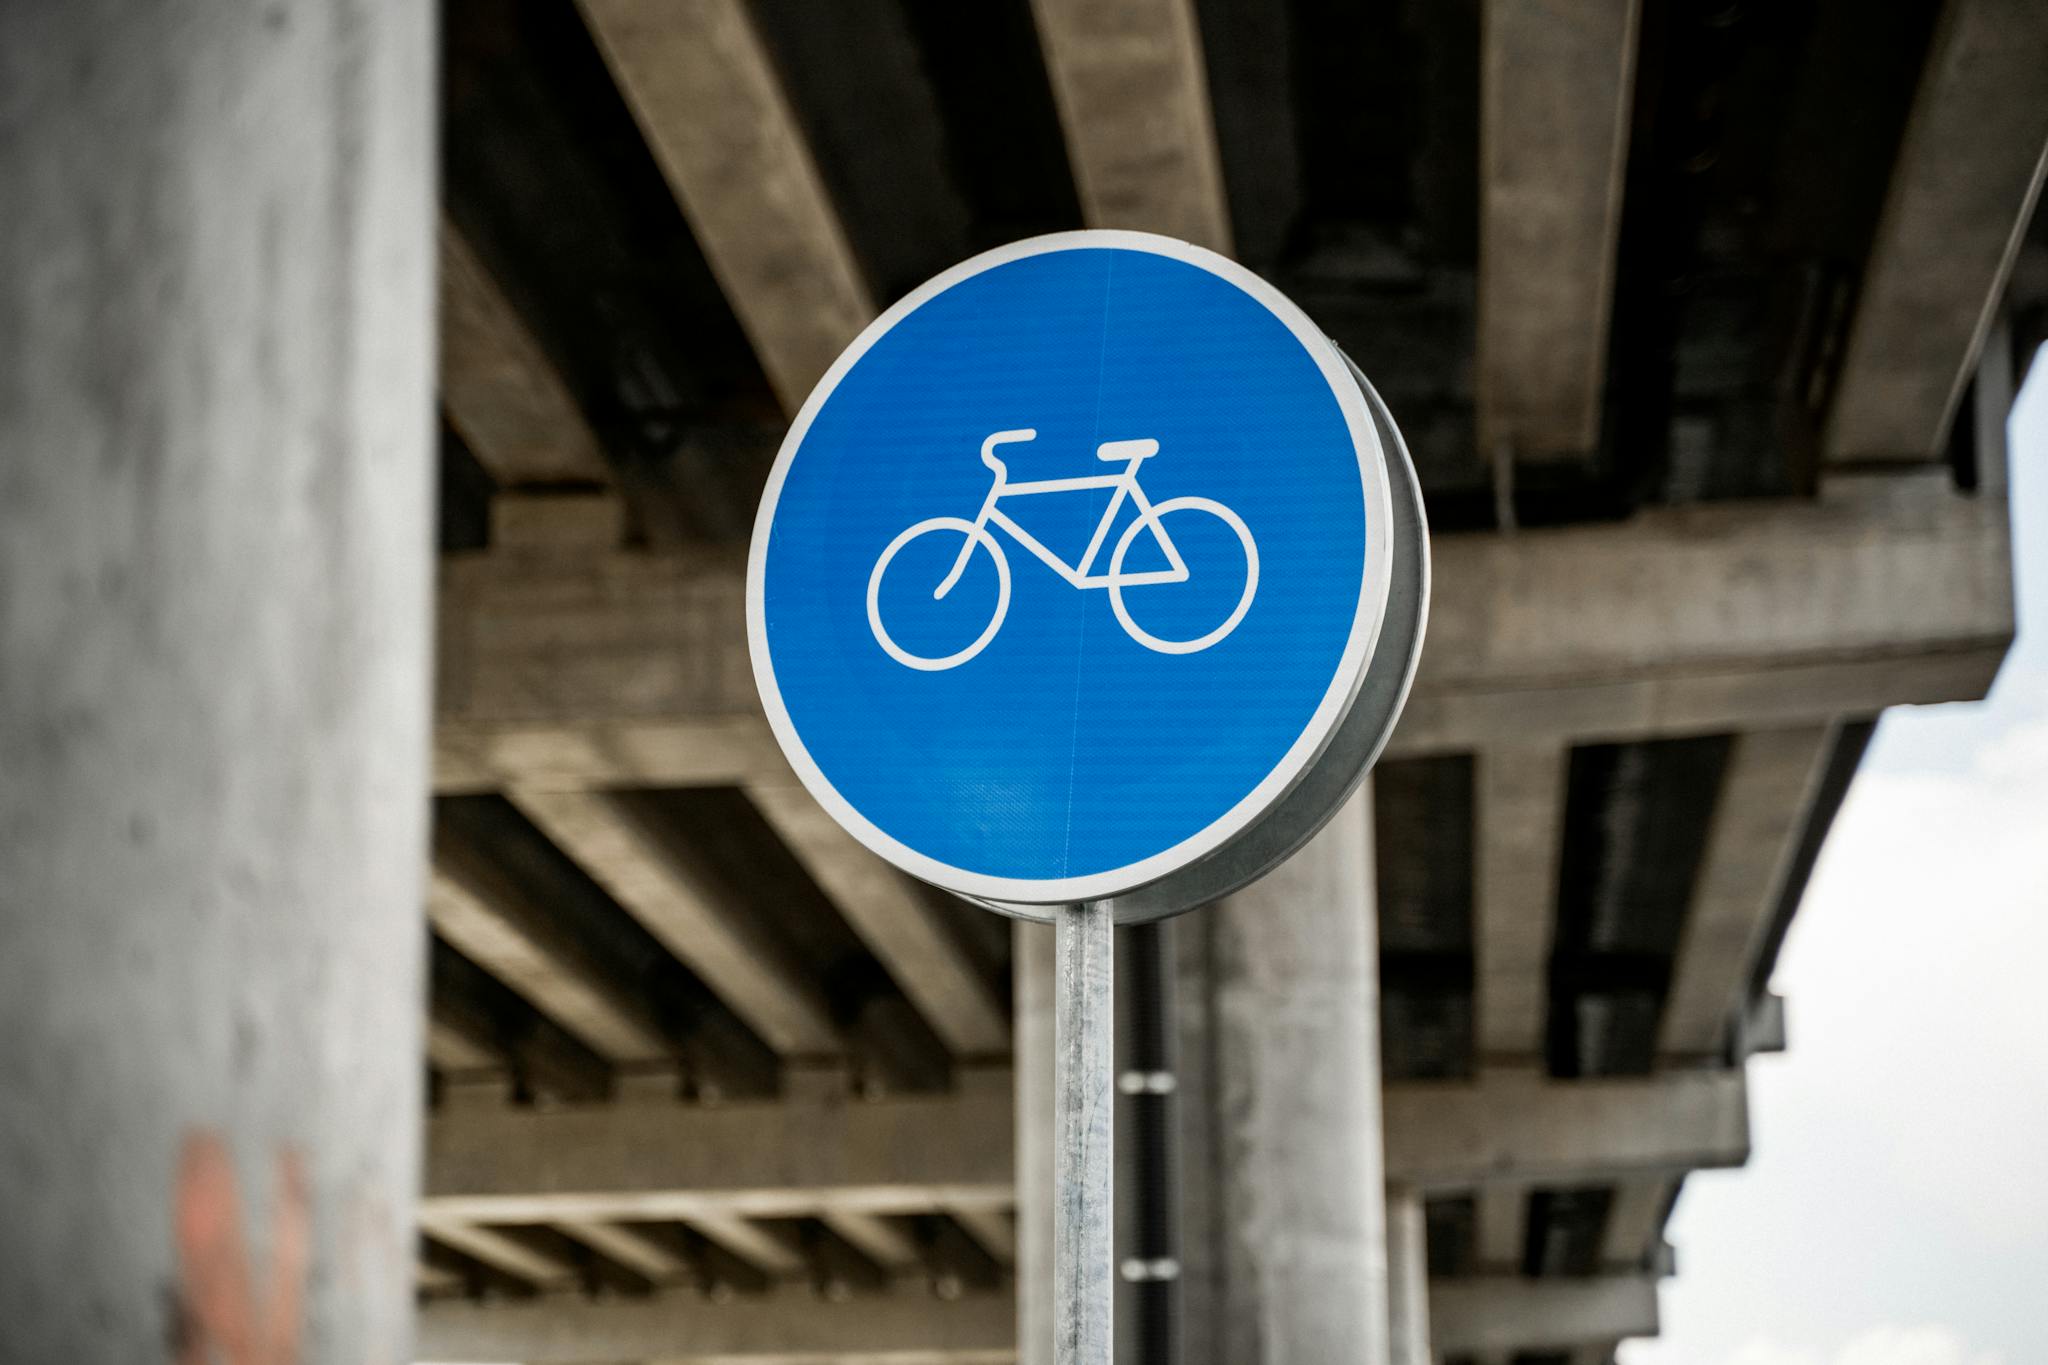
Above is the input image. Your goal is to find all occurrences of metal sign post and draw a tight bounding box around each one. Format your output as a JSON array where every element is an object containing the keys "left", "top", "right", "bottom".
[
  {"left": 746, "top": 230, "right": 1429, "bottom": 1365},
  {"left": 1055, "top": 901, "right": 1114, "bottom": 1363}
]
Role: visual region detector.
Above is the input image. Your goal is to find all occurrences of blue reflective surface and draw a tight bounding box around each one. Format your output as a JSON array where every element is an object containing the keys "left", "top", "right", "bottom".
[{"left": 760, "top": 246, "right": 1370, "bottom": 882}]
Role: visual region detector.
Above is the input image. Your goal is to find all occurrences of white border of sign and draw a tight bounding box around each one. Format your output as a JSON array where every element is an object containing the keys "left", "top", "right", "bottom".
[{"left": 748, "top": 230, "right": 1395, "bottom": 904}]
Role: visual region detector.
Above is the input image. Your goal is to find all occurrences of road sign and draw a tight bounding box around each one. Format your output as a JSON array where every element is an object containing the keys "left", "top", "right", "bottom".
[{"left": 749, "top": 230, "right": 1412, "bottom": 909}]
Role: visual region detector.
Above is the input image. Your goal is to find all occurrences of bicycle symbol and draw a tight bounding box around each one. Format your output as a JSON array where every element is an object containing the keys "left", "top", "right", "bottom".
[{"left": 867, "top": 429, "right": 1260, "bottom": 671}]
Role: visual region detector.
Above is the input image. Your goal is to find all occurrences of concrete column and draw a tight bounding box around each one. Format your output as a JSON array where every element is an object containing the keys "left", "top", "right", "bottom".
[
  {"left": 0, "top": 4, "right": 434, "bottom": 1363},
  {"left": 1201, "top": 786, "right": 1391, "bottom": 1364},
  {"left": 1386, "top": 1187, "right": 1433, "bottom": 1365},
  {"left": 1016, "top": 921, "right": 1057, "bottom": 1365}
]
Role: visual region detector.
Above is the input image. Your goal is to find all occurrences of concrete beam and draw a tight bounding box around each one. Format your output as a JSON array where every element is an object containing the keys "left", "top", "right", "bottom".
[
  {"left": 1824, "top": 0, "right": 2048, "bottom": 463},
  {"left": 686, "top": 1212, "right": 807, "bottom": 1276},
  {"left": 1474, "top": 745, "right": 1568, "bottom": 1063},
  {"left": 1658, "top": 727, "right": 1833, "bottom": 1060},
  {"left": 1474, "top": 1186, "right": 1525, "bottom": 1272},
  {"left": 433, "top": 476, "right": 2011, "bottom": 790},
  {"left": 437, "top": 217, "right": 608, "bottom": 488},
  {"left": 417, "top": 1281, "right": 1013, "bottom": 1363},
  {"left": 951, "top": 1206, "right": 1017, "bottom": 1268},
  {"left": 1431, "top": 1274, "right": 1658, "bottom": 1355},
  {"left": 1029, "top": 0, "right": 1232, "bottom": 252},
  {"left": 1478, "top": 0, "right": 1639, "bottom": 460},
  {"left": 423, "top": 1086, "right": 1012, "bottom": 1224},
  {"left": 1387, "top": 1187, "right": 1433, "bottom": 1365},
  {"left": 821, "top": 1211, "right": 923, "bottom": 1273},
  {"left": 511, "top": 788, "right": 841, "bottom": 1057},
  {"left": 1382, "top": 1070, "right": 1748, "bottom": 1191},
  {"left": 558, "top": 1219, "right": 692, "bottom": 1283},
  {"left": 429, "top": 847, "right": 672, "bottom": 1062},
  {"left": 574, "top": 0, "right": 873, "bottom": 412},
  {"left": 749, "top": 780, "right": 1009, "bottom": 1057},
  {"left": 1599, "top": 1177, "right": 1676, "bottom": 1272},
  {"left": 419, "top": 1215, "right": 575, "bottom": 1291}
]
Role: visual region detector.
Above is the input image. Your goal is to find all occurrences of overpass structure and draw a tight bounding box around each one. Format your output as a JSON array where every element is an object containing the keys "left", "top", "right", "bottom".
[{"left": 408, "top": 3, "right": 2042, "bottom": 1362}]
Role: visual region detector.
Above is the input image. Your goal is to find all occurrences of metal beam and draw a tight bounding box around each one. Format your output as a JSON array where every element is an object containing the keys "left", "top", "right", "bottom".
[
  {"left": 574, "top": 0, "right": 873, "bottom": 412},
  {"left": 1824, "top": 0, "right": 2048, "bottom": 463},
  {"left": 1431, "top": 1274, "right": 1658, "bottom": 1356},
  {"left": 1659, "top": 727, "right": 1833, "bottom": 1060},
  {"left": 1474, "top": 745, "right": 1567, "bottom": 1063},
  {"left": 1478, "top": 0, "right": 1639, "bottom": 460},
  {"left": 511, "top": 788, "right": 842, "bottom": 1057},
  {"left": 749, "top": 780, "right": 1009, "bottom": 1056},
  {"left": 423, "top": 1085, "right": 1012, "bottom": 1224},
  {"left": 417, "top": 1281, "right": 1014, "bottom": 1363},
  {"left": 437, "top": 217, "right": 608, "bottom": 488},
  {"left": 1383, "top": 1070, "right": 1748, "bottom": 1191},
  {"left": 433, "top": 476, "right": 2012, "bottom": 790}
]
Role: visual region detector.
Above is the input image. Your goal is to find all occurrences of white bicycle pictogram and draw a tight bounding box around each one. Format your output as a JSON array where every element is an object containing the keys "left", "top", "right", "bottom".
[{"left": 867, "top": 428, "right": 1260, "bottom": 671}]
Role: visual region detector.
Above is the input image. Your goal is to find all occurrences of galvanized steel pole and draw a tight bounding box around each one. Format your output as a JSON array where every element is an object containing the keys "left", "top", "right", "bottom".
[{"left": 1054, "top": 900, "right": 1116, "bottom": 1364}]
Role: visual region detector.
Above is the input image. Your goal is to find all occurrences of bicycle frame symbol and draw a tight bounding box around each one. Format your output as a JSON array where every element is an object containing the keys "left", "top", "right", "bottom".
[{"left": 867, "top": 429, "right": 1260, "bottom": 671}]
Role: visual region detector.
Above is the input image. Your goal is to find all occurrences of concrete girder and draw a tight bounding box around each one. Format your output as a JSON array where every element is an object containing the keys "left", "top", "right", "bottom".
[
  {"left": 1028, "top": 0, "right": 1233, "bottom": 253},
  {"left": 436, "top": 217, "right": 609, "bottom": 489},
  {"left": 1659, "top": 726, "right": 1834, "bottom": 1061},
  {"left": 1383, "top": 1069, "right": 1748, "bottom": 1191},
  {"left": 1823, "top": 0, "right": 2048, "bottom": 464},
  {"left": 1431, "top": 1274, "right": 1658, "bottom": 1355},
  {"left": 421, "top": 1085, "right": 1012, "bottom": 1225},
  {"left": 1474, "top": 743, "right": 1569, "bottom": 1065},
  {"left": 573, "top": 0, "right": 874, "bottom": 413},
  {"left": 511, "top": 788, "right": 843, "bottom": 1057},
  {"left": 1478, "top": 0, "right": 1640, "bottom": 462},
  {"left": 749, "top": 779, "right": 1010, "bottom": 1057},
  {"left": 417, "top": 1281, "right": 1014, "bottom": 1363},
  {"left": 432, "top": 476, "right": 2012, "bottom": 792}
]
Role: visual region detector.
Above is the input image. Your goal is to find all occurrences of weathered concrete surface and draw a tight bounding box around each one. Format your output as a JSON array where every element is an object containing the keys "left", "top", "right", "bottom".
[
  {"left": 1029, "top": 0, "right": 1233, "bottom": 252},
  {"left": 1198, "top": 787, "right": 1389, "bottom": 1364},
  {"left": 1824, "top": 0, "right": 2048, "bottom": 463},
  {"left": 576, "top": 0, "right": 874, "bottom": 412},
  {"left": 1478, "top": 0, "right": 1639, "bottom": 461},
  {"left": 0, "top": 2, "right": 434, "bottom": 1361},
  {"left": 1386, "top": 1186, "right": 1434, "bottom": 1365},
  {"left": 418, "top": 1282, "right": 1014, "bottom": 1362}
]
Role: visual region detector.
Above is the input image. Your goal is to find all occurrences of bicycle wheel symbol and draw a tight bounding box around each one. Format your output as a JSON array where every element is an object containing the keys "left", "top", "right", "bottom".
[
  {"left": 867, "top": 517, "right": 1013, "bottom": 671},
  {"left": 1108, "top": 497, "right": 1259, "bottom": 655}
]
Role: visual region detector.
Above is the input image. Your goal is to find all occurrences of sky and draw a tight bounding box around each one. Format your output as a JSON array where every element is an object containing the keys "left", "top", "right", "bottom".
[{"left": 1618, "top": 367, "right": 2048, "bottom": 1365}]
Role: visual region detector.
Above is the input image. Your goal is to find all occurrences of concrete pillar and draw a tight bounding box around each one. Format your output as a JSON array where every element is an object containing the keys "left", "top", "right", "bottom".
[
  {"left": 1016, "top": 921, "right": 1056, "bottom": 1365},
  {"left": 1386, "top": 1186, "right": 1434, "bottom": 1365},
  {"left": 1198, "top": 786, "right": 1391, "bottom": 1364},
  {"left": 0, "top": 3, "right": 434, "bottom": 1363}
]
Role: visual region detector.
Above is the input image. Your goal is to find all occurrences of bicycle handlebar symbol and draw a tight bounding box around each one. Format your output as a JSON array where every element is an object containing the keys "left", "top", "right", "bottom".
[{"left": 867, "top": 429, "right": 1260, "bottom": 671}]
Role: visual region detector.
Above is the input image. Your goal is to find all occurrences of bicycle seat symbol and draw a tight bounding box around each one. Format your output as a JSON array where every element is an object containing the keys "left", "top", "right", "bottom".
[{"left": 867, "top": 429, "right": 1260, "bottom": 671}]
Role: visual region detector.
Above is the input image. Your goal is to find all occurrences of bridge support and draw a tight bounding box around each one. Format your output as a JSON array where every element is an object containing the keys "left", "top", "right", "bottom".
[{"left": 0, "top": 2, "right": 434, "bottom": 1360}]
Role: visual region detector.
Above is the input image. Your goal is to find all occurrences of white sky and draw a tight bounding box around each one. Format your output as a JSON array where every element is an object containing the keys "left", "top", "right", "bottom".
[{"left": 1618, "top": 366, "right": 2048, "bottom": 1365}]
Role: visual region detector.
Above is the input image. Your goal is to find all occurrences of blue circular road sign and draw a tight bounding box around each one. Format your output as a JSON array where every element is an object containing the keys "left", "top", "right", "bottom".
[{"left": 749, "top": 232, "right": 1395, "bottom": 905}]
